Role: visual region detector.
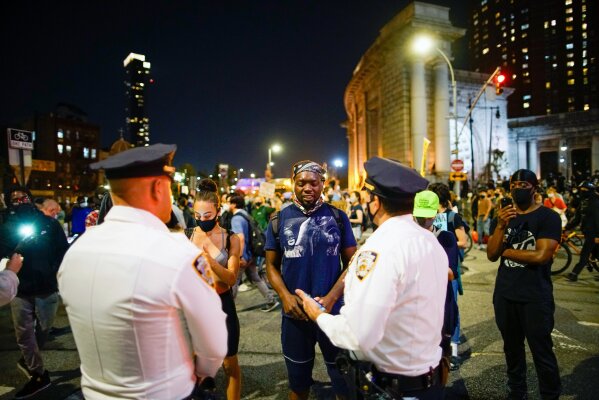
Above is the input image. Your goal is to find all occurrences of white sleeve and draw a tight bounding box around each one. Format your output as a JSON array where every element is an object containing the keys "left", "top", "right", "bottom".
[
  {"left": 172, "top": 260, "right": 227, "bottom": 378},
  {"left": 318, "top": 249, "right": 398, "bottom": 353},
  {"left": 0, "top": 270, "right": 19, "bottom": 307}
]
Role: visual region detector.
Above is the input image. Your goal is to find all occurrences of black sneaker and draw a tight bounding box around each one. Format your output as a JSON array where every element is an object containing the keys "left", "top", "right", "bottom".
[
  {"left": 566, "top": 272, "right": 578, "bottom": 282},
  {"left": 17, "top": 358, "right": 32, "bottom": 378},
  {"left": 260, "top": 300, "right": 280, "bottom": 312},
  {"left": 14, "top": 370, "right": 51, "bottom": 399},
  {"left": 449, "top": 355, "right": 461, "bottom": 371}
]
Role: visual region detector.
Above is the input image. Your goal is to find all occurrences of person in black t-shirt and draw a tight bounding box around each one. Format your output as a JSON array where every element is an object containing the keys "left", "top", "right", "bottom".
[
  {"left": 487, "top": 169, "right": 561, "bottom": 400},
  {"left": 348, "top": 191, "right": 364, "bottom": 240}
]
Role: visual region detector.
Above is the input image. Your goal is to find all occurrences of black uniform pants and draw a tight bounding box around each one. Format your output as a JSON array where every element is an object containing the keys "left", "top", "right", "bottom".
[
  {"left": 494, "top": 296, "right": 561, "bottom": 400},
  {"left": 571, "top": 233, "right": 596, "bottom": 275}
]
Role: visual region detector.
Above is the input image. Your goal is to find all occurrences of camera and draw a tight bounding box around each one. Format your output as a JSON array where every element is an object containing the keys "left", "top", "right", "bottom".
[{"left": 500, "top": 197, "right": 513, "bottom": 208}]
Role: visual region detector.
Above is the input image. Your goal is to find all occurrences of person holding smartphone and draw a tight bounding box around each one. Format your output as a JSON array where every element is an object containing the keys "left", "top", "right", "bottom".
[
  {"left": 487, "top": 169, "right": 562, "bottom": 400},
  {"left": 190, "top": 178, "right": 242, "bottom": 400}
]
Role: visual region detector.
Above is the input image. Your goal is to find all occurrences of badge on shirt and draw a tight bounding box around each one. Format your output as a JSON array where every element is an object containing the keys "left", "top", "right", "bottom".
[{"left": 355, "top": 251, "right": 378, "bottom": 281}]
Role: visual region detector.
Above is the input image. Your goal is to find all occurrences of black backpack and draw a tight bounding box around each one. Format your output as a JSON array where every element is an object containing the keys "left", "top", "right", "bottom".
[{"left": 235, "top": 210, "right": 266, "bottom": 258}]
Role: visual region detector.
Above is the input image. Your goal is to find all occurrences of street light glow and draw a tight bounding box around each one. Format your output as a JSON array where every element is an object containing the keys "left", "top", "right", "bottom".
[
  {"left": 250, "top": 173, "right": 256, "bottom": 178},
  {"left": 333, "top": 159, "right": 343, "bottom": 168},
  {"left": 271, "top": 144, "right": 282, "bottom": 153},
  {"left": 239, "top": 168, "right": 244, "bottom": 172},
  {"left": 412, "top": 35, "right": 435, "bottom": 55}
]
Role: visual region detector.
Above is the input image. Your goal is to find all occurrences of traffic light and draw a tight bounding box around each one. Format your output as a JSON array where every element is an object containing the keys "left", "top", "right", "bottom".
[{"left": 495, "top": 73, "right": 506, "bottom": 95}]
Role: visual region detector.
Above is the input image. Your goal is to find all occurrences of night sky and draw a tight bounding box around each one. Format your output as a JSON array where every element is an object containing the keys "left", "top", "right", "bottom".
[{"left": 1, "top": 1, "right": 468, "bottom": 177}]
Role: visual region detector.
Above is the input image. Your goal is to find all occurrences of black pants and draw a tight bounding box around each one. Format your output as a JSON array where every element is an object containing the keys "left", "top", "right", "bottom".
[
  {"left": 494, "top": 296, "right": 561, "bottom": 400},
  {"left": 571, "top": 233, "right": 596, "bottom": 275}
]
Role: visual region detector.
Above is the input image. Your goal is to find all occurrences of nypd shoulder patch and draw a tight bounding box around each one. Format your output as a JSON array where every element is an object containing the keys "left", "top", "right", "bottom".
[{"left": 355, "top": 251, "right": 378, "bottom": 281}]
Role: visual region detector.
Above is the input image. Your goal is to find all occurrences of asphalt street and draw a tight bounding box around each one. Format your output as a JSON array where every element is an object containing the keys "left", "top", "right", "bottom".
[{"left": 0, "top": 246, "right": 598, "bottom": 400}]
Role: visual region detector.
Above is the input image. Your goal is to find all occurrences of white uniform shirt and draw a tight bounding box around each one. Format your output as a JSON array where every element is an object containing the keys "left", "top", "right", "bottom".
[
  {"left": 0, "top": 269, "right": 19, "bottom": 306},
  {"left": 317, "top": 214, "right": 448, "bottom": 376},
  {"left": 58, "top": 206, "right": 227, "bottom": 400}
]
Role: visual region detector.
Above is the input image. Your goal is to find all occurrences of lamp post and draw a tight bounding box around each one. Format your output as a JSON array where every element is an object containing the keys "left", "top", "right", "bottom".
[
  {"left": 413, "top": 35, "right": 459, "bottom": 195},
  {"left": 267, "top": 143, "right": 282, "bottom": 180}
]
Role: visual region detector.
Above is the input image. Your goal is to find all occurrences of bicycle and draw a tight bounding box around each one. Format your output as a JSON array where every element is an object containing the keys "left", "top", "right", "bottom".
[{"left": 551, "top": 231, "right": 598, "bottom": 275}]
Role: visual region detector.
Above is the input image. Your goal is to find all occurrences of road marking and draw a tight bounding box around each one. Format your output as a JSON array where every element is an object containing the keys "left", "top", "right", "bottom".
[
  {"left": 551, "top": 328, "right": 589, "bottom": 351},
  {"left": 578, "top": 321, "right": 599, "bottom": 327}
]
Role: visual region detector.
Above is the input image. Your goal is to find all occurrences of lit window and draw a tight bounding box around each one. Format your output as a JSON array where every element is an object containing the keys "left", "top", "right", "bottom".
[
  {"left": 57, "top": 144, "right": 63, "bottom": 154},
  {"left": 512, "top": 73, "right": 518, "bottom": 79},
  {"left": 510, "top": 28, "right": 515, "bottom": 34},
  {"left": 545, "top": 82, "right": 551, "bottom": 89},
  {"left": 521, "top": 23, "right": 529, "bottom": 30},
  {"left": 523, "top": 71, "right": 530, "bottom": 77},
  {"left": 546, "top": 108, "right": 551, "bottom": 114},
  {"left": 583, "top": 67, "right": 588, "bottom": 75},
  {"left": 567, "top": 70, "right": 574, "bottom": 76},
  {"left": 523, "top": 102, "right": 530, "bottom": 109},
  {"left": 568, "top": 79, "right": 575, "bottom": 85},
  {"left": 511, "top": 36, "right": 516, "bottom": 42},
  {"left": 552, "top": 63, "right": 558, "bottom": 69},
  {"left": 66, "top": 145, "right": 72, "bottom": 155},
  {"left": 482, "top": 47, "right": 490, "bottom": 55},
  {"left": 582, "top": 23, "right": 587, "bottom": 30},
  {"left": 523, "top": 94, "right": 531, "bottom": 100},
  {"left": 583, "top": 77, "right": 589, "bottom": 85},
  {"left": 544, "top": 21, "right": 549, "bottom": 29},
  {"left": 567, "top": 52, "right": 574, "bottom": 58},
  {"left": 566, "top": 25, "right": 573, "bottom": 31},
  {"left": 551, "top": 20, "right": 556, "bottom": 26},
  {"left": 566, "top": 7, "right": 572, "bottom": 14},
  {"left": 567, "top": 61, "right": 575, "bottom": 67},
  {"left": 83, "top": 147, "right": 90, "bottom": 159},
  {"left": 522, "top": 48, "right": 528, "bottom": 53},
  {"left": 568, "top": 97, "right": 575, "bottom": 104},
  {"left": 91, "top": 149, "right": 97, "bottom": 159},
  {"left": 523, "top": 63, "right": 528, "bottom": 69},
  {"left": 57, "top": 130, "right": 63, "bottom": 139},
  {"left": 566, "top": 43, "right": 573, "bottom": 49},
  {"left": 583, "top": 59, "right": 588, "bottom": 66},
  {"left": 565, "top": 0, "right": 572, "bottom": 4},
  {"left": 584, "top": 104, "right": 590, "bottom": 111},
  {"left": 566, "top": 16, "right": 573, "bottom": 23}
]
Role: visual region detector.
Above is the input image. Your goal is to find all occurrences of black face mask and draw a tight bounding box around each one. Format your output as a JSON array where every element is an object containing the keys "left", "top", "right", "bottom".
[
  {"left": 511, "top": 188, "right": 533, "bottom": 209},
  {"left": 367, "top": 200, "right": 379, "bottom": 230},
  {"left": 196, "top": 216, "right": 218, "bottom": 233}
]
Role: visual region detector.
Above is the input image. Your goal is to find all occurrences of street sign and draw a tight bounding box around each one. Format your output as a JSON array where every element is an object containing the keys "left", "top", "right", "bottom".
[
  {"left": 450, "top": 172, "right": 467, "bottom": 181},
  {"left": 451, "top": 159, "right": 464, "bottom": 172},
  {"left": 8, "top": 128, "right": 34, "bottom": 150}
]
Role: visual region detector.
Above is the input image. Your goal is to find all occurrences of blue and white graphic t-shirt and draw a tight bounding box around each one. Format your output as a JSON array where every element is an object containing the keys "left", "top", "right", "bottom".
[{"left": 265, "top": 203, "right": 356, "bottom": 316}]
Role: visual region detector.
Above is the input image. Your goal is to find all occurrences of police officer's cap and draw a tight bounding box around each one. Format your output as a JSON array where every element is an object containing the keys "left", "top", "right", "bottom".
[
  {"left": 362, "top": 157, "right": 429, "bottom": 198},
  {"left": 90, "top": 143, "right": 176, "bottom": 180}
]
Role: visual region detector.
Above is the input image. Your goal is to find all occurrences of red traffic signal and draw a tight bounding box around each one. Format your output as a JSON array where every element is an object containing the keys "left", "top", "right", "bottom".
[{"left": 495, "top": 73, "right": 507, "bottom": 95}]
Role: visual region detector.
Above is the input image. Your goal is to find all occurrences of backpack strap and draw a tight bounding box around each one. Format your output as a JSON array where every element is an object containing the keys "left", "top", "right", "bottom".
[
  {"left": 271, "top": 211, "right": 281, "bottom": 248},
  {"left": 327, "top": 204, "right": 345, "bottom": 235}
]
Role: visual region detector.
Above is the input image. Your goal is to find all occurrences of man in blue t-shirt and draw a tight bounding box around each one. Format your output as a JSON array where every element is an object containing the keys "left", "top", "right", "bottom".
[{"left": 265, "top": 160, "right": 356, "bottom": 400}]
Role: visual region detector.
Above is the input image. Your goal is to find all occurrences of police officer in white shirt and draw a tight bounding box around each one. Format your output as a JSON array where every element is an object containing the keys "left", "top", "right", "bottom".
[
  {"left": 297, "top": 157, "right": 448, "bottom": 400},
  {"left": 58, "top": 144, "right": 227, "bottom": 400}
]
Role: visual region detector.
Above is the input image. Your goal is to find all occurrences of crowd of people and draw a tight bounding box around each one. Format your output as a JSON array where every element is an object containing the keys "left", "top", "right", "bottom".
[{"left": 1, "top": 143, "right": 598, "bottom": 400}]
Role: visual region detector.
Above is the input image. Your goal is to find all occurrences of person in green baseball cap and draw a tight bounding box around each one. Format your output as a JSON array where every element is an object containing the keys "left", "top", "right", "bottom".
[{"left": 414, "top": 190, "right": 461, "bottom": 372}]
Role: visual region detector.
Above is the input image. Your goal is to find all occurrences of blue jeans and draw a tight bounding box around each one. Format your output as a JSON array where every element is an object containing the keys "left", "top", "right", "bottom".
[
  {"left": 11, "top": 292, "right": 59, "bottom": 375},
  {"left": 451, "top": 280, "right": 461, "bottom": 344},
  {"left": 477, "top": 216, "right": 489, "bottom": 244}
]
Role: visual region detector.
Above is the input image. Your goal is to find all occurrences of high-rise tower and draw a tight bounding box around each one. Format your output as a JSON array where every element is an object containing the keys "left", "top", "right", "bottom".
[
  {"left": 124, "top": 52, "right": 151, "bottom": 147},
  {"left": 469, "top": 0, "right": 598, "bottom": 118}
]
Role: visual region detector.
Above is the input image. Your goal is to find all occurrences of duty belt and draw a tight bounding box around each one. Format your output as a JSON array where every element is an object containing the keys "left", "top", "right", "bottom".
[{"left": 374, "top": 365, "right": 441, "bottom": 393}]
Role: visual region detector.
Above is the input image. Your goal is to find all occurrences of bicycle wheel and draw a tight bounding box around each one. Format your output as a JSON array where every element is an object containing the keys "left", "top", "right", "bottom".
[
  {"left": 464, "top": 232, "right": 473, "bottom": 255},
  {"left": 551, "top": 242, "right": 571, "bottom": 275}
]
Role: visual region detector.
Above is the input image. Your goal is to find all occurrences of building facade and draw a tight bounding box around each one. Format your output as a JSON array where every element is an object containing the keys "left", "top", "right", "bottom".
[
  {"left": 469, "top": 0, "right": 598, "bottom": 118},
  {"left": 124, "top": 52, "right": 151, "bottom": 147},
  {"left": 469, "top": 0, "right": 599, "bottom": 178},
  {"left": 345, "top": 2, "right": 511, "bottom": 189},
  {"left": 18, "top": 104, "right": 101, "bottom": 202}
]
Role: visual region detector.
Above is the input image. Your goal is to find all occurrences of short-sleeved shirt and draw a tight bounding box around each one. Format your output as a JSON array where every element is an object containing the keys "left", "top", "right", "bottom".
[
  {"left": 265, "top": 204, "right": 356, "bottom": 316},
  {"left": 252, "top": 205, "right": 275, "bottom": 231},
  {"left": 231, "top": 211, "right": 252, "bottom": 261},
  {"left": 491, "top": 206, "right": 561, "bottom": 303},
  {"left": 543, "top": 197, "right": 566, "bottom": 210}
]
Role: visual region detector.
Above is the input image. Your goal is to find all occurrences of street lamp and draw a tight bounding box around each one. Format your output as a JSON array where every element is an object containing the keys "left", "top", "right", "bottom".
[
  {"left": 250, "top": 173, "right": 256, "bottom": 179},
  {"left": 333, "top": 159, "right": 343, "bottom": 168},
  {"left": 267, "top": 143, "right": 282, "bottom": 179},
  {"left": 238, "top": 168, "right": 244, "bottom": 179},
  {"left": 412, "top": 34, "right": 458, "bottom": 162}
]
